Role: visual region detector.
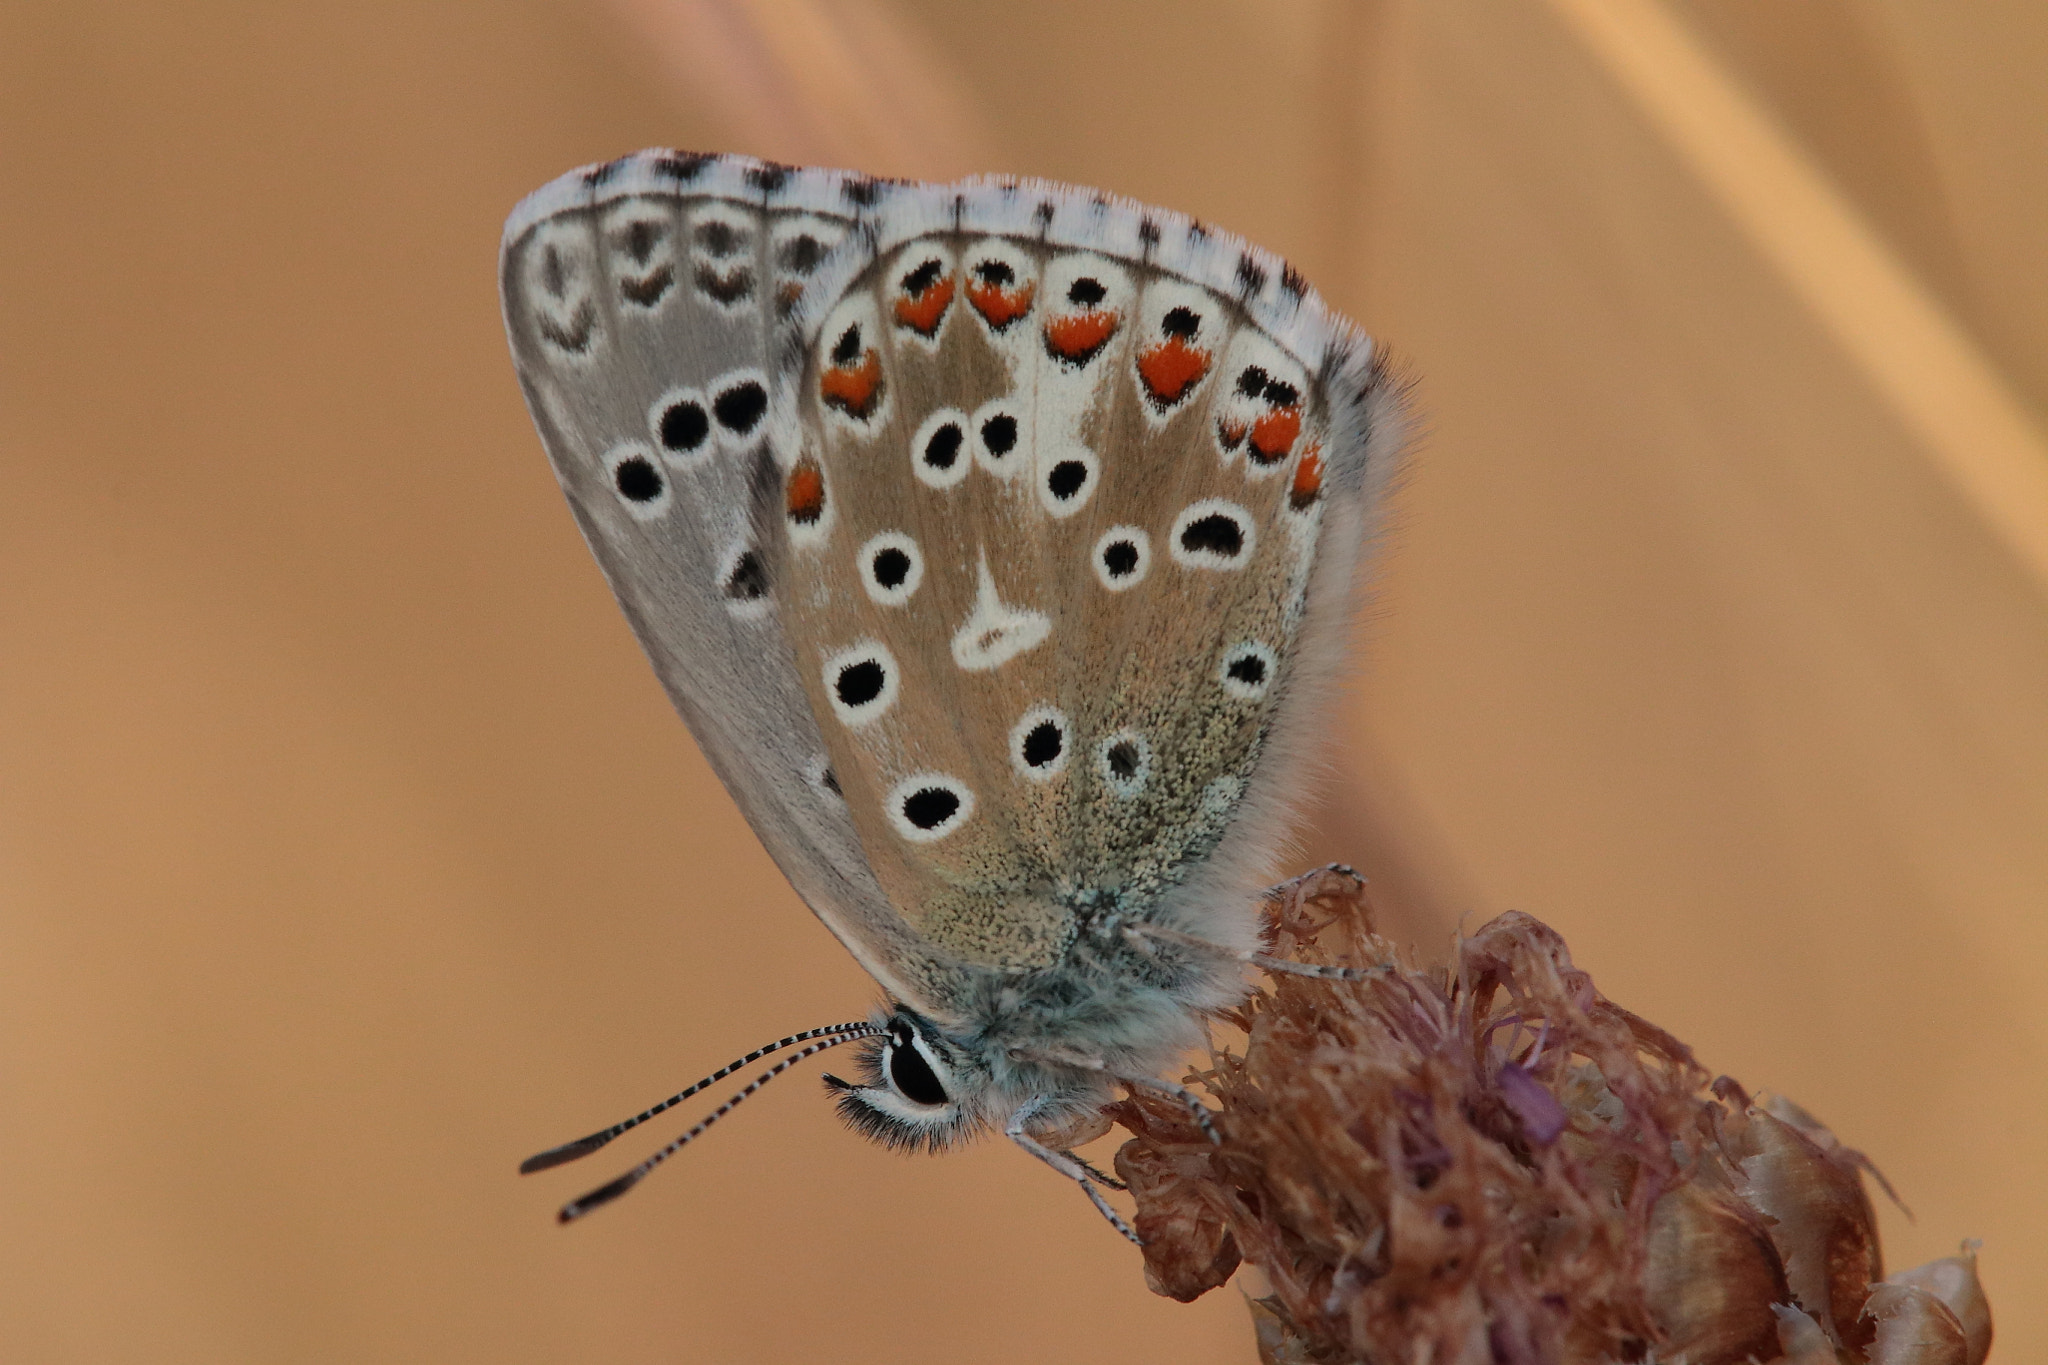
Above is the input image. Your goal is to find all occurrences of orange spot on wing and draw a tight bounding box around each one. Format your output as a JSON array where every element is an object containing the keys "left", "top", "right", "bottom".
[
  {"left": 893, "top": 274, "right": 955, "bottom": 336},
  {"left": 967, "top": 279, "right": 1034, "bottom": 329},
  {"left": 1044, "top": 309, "right": 1118, "bottom": 364},
  {"left": 1289, "top": 443, "right": 1323, "bottom": 510},
  {"left": 786, "top": 461, "right": 826, "bottom": 523},
  {"left": 820, "top": 350, "right": 883, "bottom": 419},
  {"left": 1137, "top": 336, "right": 1212, "bottom": 408},
  {"left": 1249, "top": 406, "right": 1301, "bottom": 464},
  {"left": 1216, "top": 417, "right": 1247, "bottom": 451}
]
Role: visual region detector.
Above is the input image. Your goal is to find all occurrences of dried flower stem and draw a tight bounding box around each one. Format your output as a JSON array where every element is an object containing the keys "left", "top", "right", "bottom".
[{"left": 1110, "top": 868, "right": 1990, "bottom": 1365}]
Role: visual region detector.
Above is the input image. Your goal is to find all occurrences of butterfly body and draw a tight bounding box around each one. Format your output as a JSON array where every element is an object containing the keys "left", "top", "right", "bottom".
[{"left": 502, "top": 152, "right": 1401, "bottom": 1210}]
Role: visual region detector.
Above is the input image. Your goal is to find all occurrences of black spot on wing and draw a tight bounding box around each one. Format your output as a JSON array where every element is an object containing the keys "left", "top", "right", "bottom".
[
  {"left": 1235, "top": 253, "right": 1268, "bottom": 300},
  {"left": 746, "top": 162, "right": 791, "bottom": 194},
  {"left": 652, "top": 152, "right": 712, "bottom": 181}
]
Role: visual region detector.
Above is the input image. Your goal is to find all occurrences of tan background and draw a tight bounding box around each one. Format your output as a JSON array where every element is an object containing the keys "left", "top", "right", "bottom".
[{"left": 3, "top": 1, "right": 2044, "bottom": 1361}]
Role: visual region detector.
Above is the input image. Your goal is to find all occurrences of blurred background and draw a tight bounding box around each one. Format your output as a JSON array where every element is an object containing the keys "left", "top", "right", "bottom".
[{"left": 3, "top": 1, "right": 2044, "bottom": 1361}]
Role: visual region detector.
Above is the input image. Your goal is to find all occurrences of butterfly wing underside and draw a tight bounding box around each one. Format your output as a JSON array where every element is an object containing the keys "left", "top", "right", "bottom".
[
  {"left": 766, "top": 182, "right": 1397, "bottom": 973},
  {"left": 503, "top": 152, "right": 1400, "bottom": 1011},
  {"left": 499, "top": 154, "right": 946, "bottom": 1005}
]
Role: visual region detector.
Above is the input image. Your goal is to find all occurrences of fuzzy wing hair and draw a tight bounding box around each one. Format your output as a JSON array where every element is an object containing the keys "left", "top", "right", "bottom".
[{"left": 500, "top": 152, "right": 959, "bottom": 1009}]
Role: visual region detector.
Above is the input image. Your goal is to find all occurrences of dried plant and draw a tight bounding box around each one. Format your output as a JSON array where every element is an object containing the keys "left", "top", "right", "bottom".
[{"left": 1110, "top": 868, "right": 1991, "bottom": 1365}]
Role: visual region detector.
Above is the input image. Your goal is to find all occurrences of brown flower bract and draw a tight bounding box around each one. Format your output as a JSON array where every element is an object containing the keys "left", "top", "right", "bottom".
[{"left": 1110, "top": 869, "right": 1989, "bottom": 1365}]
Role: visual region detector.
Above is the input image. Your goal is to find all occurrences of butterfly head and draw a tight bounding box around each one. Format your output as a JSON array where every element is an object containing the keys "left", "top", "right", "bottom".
[{"left": 822, "top": 1005, "right": 985, "bottom": 1152}]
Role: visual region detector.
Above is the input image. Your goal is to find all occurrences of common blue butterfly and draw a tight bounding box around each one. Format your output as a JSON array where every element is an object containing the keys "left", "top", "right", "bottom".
[{"left": 500, "top": 151, "right": 1403, "bottom": 1238}]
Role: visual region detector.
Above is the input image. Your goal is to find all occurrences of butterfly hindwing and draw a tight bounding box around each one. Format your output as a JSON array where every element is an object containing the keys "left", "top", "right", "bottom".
[
  {"left": 770, "top": 183, "right": 1393, "bottom": 973},
  {"left": 500, "top": 154, "right": 961, "bottom": 1007}
]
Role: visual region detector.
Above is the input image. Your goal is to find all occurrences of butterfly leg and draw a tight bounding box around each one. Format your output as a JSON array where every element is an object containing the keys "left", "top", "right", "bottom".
[
  {"left": 1120, "top": 1074, "right": 1223, "bottom": 1147},
  {"left": 1007, "top": 1106, "right": 1141, "bottom": 1245}
]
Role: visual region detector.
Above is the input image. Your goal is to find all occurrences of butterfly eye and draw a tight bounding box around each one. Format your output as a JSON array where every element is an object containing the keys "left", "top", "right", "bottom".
[{"left": 886, "top": 1029, "right": 950, "bottom": 1107}]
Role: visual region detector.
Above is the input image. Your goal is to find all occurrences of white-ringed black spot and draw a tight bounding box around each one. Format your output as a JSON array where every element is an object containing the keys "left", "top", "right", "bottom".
[
  {"left": 1161, "top": 306, "right": 1200, "bottom": 339},
  {"left": 1181, "top": 514, "right": 1242, "bottom": 556},
  {"left": 615, "top": 456, "right": 662, "bottom": 502},
  {"left": 1047, "top": 460, "right": 1088, "bottom": 501},
  {"left": 831, "top": 324, "right": 863, "bottom": 366},
  {"left": 1090, "top": 525, "right": 1151, "bottom": 592},
  {"left": 856, "top": 531, "right": 923, "bottom": 607},
  {"left": 712, "top": 380, "right": 767, "bottom": 434},
  {"left": 836, "top": 660, "right": 885, "bottom": 708},
  {"left": 975, "top": 259, "right": 1014, "bottom": 285},
  {"left": 822, "top": 641, "right": 899, "bottom": 727},
  {"left": 1008, "top": 705, "right": 1070, "bottom": 781},
  {"left": 601, "top": 443, "right": 670, "bottom": 521},
  {"left": 981, "top": 414, "right": 1017, "bottom": 456},
  {"left": 902, "top": 787, "right": 957, "bottom": 829},
  {"left": 1096, "top": 729, "right": 1152, "bottom": 799},
  {"left": 901, "top": 258, "right": 945, "bottom": 294},
  {"left": 1037, "top": 448, "right": 1098, "bottom": 517},
  {"left": 1219, "top": 641, "right": 1279, "bottom": 700},
  {"left": 924, "top": 424, "right": 963, "bottom": 470},
  {"left": 911, "top": 409, "right": 971, "bottom": 490},
  {"left": 1237, "top": 365, "right": 1270, "bottom": 397},
  {"left": 1068, "top": 277, "right": 1107, "bottom": 307},
  {"left": 885, "top": 773, "right": 975, "bottom": 843},
  {"left": 659, "top": 399, "right": 709, "bottom": 453},
  {"left": 970, "top": 398, "right": 1027, "bottom": 476},
  {"left": 1170, "top": 499, "right": 1255, "bottom": 570},
  {"left": 725, "top": 550, "right": 767, "bottom": 601}
]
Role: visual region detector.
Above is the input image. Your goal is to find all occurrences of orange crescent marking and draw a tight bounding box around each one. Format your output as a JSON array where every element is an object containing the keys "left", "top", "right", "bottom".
[
  {"left": 819, "top": 351, "right": 883, "bottom": 419},
  {"left": 1044, "top": 309, "right": 1119, "bottom": 362},
  {"left": 967, "top": 280, "right": 1035, "bottom": 329},
  {"left": 893, "top": 275, "right": 955, "bottom": 336},
  {"left": 1136, "top": 336, "right": 1212, "bottom": 407},
  {"left": 1289, "top": 443, "right": 1324, "bottom": 509},
  {"left": 786, "top": 462, "right": 826, "bottom": 523},
  {"left": 1249, "top": 406, "right": 1302, "bottom": 464}
]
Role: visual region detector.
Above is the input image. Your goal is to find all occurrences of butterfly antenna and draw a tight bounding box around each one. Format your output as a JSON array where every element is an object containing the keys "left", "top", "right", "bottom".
[
  {"left": 556, "top": 1026, "right": 882, "bottom": 1223},
  {"left": 519, "top": 1021, "right": 875, "bottom": 1174}
]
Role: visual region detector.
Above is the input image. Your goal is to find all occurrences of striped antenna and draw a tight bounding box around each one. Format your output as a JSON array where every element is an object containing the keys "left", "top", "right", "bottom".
[
  {"left": 554, "top": 1025, "right": 884, "bottom": 1223},
  {"left": 520, "top": 1021, "right": 875, "bottom": 1175}
]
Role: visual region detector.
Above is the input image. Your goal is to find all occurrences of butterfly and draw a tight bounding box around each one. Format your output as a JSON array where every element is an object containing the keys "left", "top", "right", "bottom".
[{"left": 499, "top": 150, "right": 1403, "bottom": 1239}]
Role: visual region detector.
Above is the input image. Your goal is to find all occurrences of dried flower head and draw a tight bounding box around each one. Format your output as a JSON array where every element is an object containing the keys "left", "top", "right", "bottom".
[{"left": 1110, "top": 867, "right": 1990, "bottom": 1365}]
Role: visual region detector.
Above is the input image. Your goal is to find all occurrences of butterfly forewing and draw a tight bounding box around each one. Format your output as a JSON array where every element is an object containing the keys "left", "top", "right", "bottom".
[{"left": 500, "top": 155, "right": 953, "bottom": 1007}]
